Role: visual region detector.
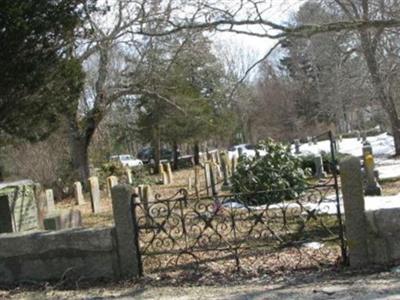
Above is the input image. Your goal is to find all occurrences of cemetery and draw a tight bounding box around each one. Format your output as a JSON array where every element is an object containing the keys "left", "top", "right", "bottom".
[
  {"left": 4, "top": 0, "right": 400, "bottom": 298},
  {"left": 2, "top": 130, "right": 400, "bottom": 291}
]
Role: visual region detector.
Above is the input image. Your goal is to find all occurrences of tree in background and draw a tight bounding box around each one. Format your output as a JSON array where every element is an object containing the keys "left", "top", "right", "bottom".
[
  {"left": 134, "top": 32, "right": 236, "bottom": 171},
  {"left": 0, "top": 0, "right": 85, "bottom": 142}
]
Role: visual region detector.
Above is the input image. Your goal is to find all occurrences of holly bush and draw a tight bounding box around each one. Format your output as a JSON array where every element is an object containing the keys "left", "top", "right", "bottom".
[{"left": 231, "top": 139, "right": 310, "bottom": 205}]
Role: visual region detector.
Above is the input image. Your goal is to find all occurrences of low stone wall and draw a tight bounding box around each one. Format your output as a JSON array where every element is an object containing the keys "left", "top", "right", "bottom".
[
  {"left": 0, "top": 227, "right": 119, "bottom": 283},
  {"left": 365, "top": 208, "right": 400, "bottom": 265}
]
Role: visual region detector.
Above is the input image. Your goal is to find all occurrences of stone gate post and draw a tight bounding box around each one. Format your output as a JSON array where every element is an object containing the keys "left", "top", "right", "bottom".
[
  {"left": 340, "top": 156, "right": 369, "bottom": 267},
  {"left": 111, "top": 185, "right": 142, "bottom": 278}
]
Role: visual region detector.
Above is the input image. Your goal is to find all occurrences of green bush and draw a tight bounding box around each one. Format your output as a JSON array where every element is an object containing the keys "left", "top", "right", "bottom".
[{"left": 231, "top": 139, "right": 310, "bottom": 205}]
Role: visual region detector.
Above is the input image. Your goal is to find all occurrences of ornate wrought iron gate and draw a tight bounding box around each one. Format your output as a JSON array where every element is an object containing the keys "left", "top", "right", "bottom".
[{"left": 132, "top": 131, "right": 346, "bottom": 276}]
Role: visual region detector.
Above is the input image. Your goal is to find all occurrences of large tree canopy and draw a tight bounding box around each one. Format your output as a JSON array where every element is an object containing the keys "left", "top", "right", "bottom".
[{"left": 0, "top": 0, "right": 85, "bottom": 141}]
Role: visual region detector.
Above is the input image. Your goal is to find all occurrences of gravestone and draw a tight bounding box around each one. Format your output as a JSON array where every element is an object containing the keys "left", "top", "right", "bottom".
[
  {"left": 307, "top": 136, "right": 312, "bottom": 146},
  {"left": 107, "top": 176, "right": 118, "bottom": 197},
  {"left": 74, "top": 182, "right": 85, "bottom": 205},
  {"left": 125, "top": 168, "right": 133, "bottom": 184},
  {"left": 216, "top": 151, "right": 221, "bottom": 164},
  {"left": 204, "top": 162, "right": 211, "bottom": 196},
  {"left": 188, "top": 177, "right": 192, "bottom": 190},
  {"left": 231, "top": 156, "right": 238, "bottom": 174},
  {"left": 165, "top": 163, "right": 174, "bottom": 184},
  {"left": 214, "top": 162, "right": 222, "bottom": 179},
  {"left": 44, "top": 209, "right": 82, "bottom": 230},
  {"left": 159, "top": 163, "right": 168, "bottom": 185},
  {"left": 294, "top": 139, "right": 301, "bottom": 154},
  {"left": 362, "top": 141, "right": 373, "bottom": 161},
  {"left": 220, "top": 152, "right": 231, "bottom": 190},
  {"left": 0, "top": 180, "right": 40, "bottom": 233},
  {"left": 45, "top": 189, "right": 55, "bottom": 212},
  {"left": 314, "top": 155, "right": 327, "bottom": 179},
  {"left": 364, "top": 154, "right": 382, "bottom": 196},
  {"left": 88, "top": 176, "right": 101, "bottom": 213}
]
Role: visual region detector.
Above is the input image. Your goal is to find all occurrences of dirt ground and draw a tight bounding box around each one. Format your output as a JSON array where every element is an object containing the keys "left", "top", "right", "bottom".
[
  {"left": 2, "top": 268, "right": 400, "bottom": 300},
  {"left": 9, "top": 176, "right": 400, "bottom": 299}
]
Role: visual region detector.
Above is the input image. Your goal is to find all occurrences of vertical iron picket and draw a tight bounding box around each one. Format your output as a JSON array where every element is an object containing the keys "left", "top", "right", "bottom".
[{"left": 328, "top": 130, "right": 348, "bottom": 264}]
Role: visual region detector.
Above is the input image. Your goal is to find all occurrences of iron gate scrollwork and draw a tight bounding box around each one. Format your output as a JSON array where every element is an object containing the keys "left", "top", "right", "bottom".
[
  {"left": 133, "top": 184, "right": 345, "bottom": 275},
  {"left": 132, "top": 131, "right": 346, "bottom": 275}
]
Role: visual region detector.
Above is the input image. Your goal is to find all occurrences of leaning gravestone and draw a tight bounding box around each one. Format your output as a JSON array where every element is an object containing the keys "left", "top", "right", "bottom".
[
  {"left": 88, "top": 176, "right": 101, "bottom": 213},
  {"left": 294, "top": 139, "right": 301, "bottom": 154},
  {"left": 314, "top": 155, "right": 327, "bottom": 179},
  {"left": 0, "top": 180, "right": 40, "bottom": 233},
  {"left": 74, "top": 181, "right": 85, "bottom": 205},
  {"left": 45, "top": 189, "right": 55, "bottom": 212}
]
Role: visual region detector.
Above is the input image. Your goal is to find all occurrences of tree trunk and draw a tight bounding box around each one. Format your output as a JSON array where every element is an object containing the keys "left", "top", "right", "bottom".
[
  {"left": 172, "top": 140, "right": 179, "bottom": 170},
  {"left": 360, "top": 30, "right": 400, "bottom": 155},
  {"left": 69, "top": 133, "right": 90, "bottom": 189},
  {"left": 194, "top": 142, "right": 200, "bottom": 165},
  {"left": 68, "top": 116, "right": 97, "bottom": 189},
  {"left": 151, "top": 126, "right": 161, "bottom": 174}
]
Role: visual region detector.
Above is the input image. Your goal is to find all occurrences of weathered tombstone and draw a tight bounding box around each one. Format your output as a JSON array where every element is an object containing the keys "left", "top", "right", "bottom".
[
  {"left": 45, "top": 189, "right": 55, "bottom": 212},
  {"left": 214, "top": 162, "right": 223, "bottom": 179},
  {"left": 0, "top": 180, "right": 40, "bottom": 233},
  {"left": 307, "top": 136, "right": 312, "bottom": 145},
  {"left": 188, "top": 177, "right": 192, "bottom": 190},
  {"left": 364, "top": 154, "right": 382, "bottom": 196},
  {"left": 231, "top": 156, "right": 238, "bottom": 174},
  {"left": 107, "top": 176, "right": 118, "bottom": 197},
  {"left": 362, "top": 141, "right": 373, "bottom": 161},
  {"left": 294, "top": 139, "right": 301, "bottom": 154},
  {"left": 44, "top": 209, "right": 82, "bottom": 230},
  {"left": 88, "top": 176, "right": 101, "bottom": 213},
  {"left": 220, "top": 152, "right": 231, "bottom": 190},
  {"left": 74, "top": 181, "right": 85, "bottom": 205},
  {"left": 314, "top": 155, "right": 327, "bottom": 179},
  {"left": 137, "top": 184, "right": 145, "bottom": 204},
  {"left": 164, "top": 162, "right": 174, "bottom": 184},
  {"left": 159, "top": 163, "right": 168, "bottom": 185},
  {"left": 204, "top": 162, "right": 211, "bottom": 196},
  {"left": 125, "top": 168, "right": 133, "bottom": 184},
  {"left": 216, "top": 151, "right": 221, "bottom": 164}
]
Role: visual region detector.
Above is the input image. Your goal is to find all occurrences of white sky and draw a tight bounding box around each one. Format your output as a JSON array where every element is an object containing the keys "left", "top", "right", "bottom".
[{"left": 211, "top": 0, "right": 306, "bottom": 78}]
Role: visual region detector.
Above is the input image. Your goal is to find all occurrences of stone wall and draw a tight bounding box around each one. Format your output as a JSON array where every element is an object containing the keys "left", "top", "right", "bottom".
[
  {"left": 0, "top": 227, "right": 120, "bottom": 283},
  {"left": 365, "top": 208, "right": 400, "bottom": 265}
]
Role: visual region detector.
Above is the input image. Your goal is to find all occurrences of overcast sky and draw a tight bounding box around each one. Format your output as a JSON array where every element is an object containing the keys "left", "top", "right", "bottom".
[{"left": 210, "top": 0, "right": 306, "bottom": 80}]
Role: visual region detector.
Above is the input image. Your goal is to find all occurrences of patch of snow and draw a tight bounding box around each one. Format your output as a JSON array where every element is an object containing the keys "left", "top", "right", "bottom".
[
  {"left": 292, "top": 132, "right": 395, "bottom": 158},
  {"left": 303, "top": 242, "right": 323, "bottom": 249},
  {"left": 365, "top": 194, "right": 400, "bottom": 211}
]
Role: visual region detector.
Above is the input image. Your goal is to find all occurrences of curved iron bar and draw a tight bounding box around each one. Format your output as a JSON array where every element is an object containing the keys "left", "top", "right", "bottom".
[{"left": 134, "top": 183, "right": 343, "bottom": 274}]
